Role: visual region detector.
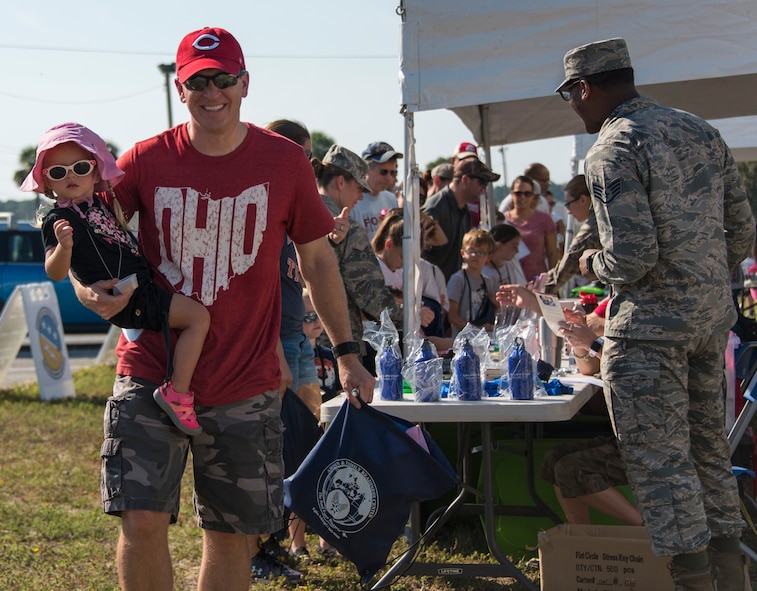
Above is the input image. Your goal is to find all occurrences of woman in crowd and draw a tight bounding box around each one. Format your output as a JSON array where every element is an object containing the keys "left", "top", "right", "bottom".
[{"left": 503, "top": 176, "right": 558, "bottom": 283}]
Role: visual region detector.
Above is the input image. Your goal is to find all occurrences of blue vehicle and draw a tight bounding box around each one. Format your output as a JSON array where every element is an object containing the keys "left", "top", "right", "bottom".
[{"left": 0, "top": 213, "right": 108, "bottom": 331}]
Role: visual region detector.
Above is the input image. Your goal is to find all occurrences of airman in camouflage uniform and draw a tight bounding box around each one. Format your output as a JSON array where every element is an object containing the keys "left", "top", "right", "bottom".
[
  {"left": 315, "top": 145, "right": 402, "bottom": 356},
  {"left": 544, "top": 213, "right": 600, "bottom": 294},
  {"left": 558, "top": 38, "right": 755, "bottom": 590}
]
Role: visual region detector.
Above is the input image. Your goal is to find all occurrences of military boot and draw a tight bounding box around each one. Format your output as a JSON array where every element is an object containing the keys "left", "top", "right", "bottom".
[
  {"left": 668, "top": 563, "right": 716, "bottom": 591},
  {"left": 707, "top": 548, "right": 753, "bottom": 591}
]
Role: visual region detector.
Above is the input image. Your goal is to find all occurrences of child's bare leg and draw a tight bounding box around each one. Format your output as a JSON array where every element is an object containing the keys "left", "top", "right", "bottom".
[{"left": 167, "top": 295, "right": 210, "bottom": 393}]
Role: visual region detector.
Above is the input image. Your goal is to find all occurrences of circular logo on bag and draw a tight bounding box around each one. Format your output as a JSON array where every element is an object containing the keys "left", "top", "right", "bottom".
[
  {"left": 317, "top": 459, "right": 378, "bottom": 533},
  {"left": 36, "top": 307, "right": 65, "bottom": 379}
]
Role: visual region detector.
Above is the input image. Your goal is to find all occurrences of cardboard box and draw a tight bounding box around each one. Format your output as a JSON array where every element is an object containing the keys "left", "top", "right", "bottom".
[{"left": 538, "top": 524, "right": 674, "bottom": 591}]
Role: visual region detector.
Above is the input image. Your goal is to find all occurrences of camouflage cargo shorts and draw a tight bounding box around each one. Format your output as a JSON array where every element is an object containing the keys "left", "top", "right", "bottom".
[
  {"left": 101, "top": 375, "right": 287, "bottom": 535},
  {"left": 539, "top": 435, "right": 628, "bottom": 498}
]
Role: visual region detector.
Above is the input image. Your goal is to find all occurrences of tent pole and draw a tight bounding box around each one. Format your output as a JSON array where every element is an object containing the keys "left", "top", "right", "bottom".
[
  {"left": 479, "top": 104, "right": 495, "bottom": 229},
  {"left": 402, "top": 108, "right": 420, "bottom": 358}
]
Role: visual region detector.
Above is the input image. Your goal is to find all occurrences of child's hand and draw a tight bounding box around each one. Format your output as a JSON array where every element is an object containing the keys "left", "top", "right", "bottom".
[{"left": 53, "top": 219, "right": 74, "bottom": 250}]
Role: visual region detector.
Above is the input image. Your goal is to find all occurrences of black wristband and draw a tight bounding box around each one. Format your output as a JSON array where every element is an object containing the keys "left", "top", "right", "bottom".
[
  {"left": 589, "top": 337, "right": 605, "bottom": 357},
  {"left": 586, "top": 252, "right": 597, "bottom": 276},
  {"left": 332, "top": 341, "right": 361, "bottom": 358}
]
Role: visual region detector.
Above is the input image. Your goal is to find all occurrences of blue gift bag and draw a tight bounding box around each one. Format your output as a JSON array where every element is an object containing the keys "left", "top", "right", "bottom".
[
  {"left": 284, "top": 398, "right": 458, "bottom": 580},
  {"left": 280, "top": 388, "right": 323, "bottom": 478}
]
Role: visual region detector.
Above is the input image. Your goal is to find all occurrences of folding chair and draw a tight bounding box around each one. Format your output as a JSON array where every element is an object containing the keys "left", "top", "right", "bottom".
[
  {"left": 728, "top": 341, "right": 757, "bottom": 562},
  {"left": 729, "top": 342, "right": 757, "bottom": 456}
]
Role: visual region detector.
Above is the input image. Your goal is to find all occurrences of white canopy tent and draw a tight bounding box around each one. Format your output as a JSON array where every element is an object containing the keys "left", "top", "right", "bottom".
[
  {"left": 573, "top": 116, "right": 757, "bottom": 170},
  {"left": 400, "top": 0, "right": 757, "bottom": 145},
  {"left": 711, "top": 117, "right": 757, "bottom": 163},
  {"left": 398, "top": 0, "right": 757, "bottom": 339}
]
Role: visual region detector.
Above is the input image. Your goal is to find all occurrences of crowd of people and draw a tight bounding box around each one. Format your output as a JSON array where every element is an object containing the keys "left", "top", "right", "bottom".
[{"left": 24, "top": 25, "right": 754, "bottom": 591}]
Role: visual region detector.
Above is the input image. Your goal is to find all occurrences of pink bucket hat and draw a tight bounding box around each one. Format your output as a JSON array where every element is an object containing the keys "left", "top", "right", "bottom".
[{"left": 20, "top": 122, "right": 124, "bottom": 193}]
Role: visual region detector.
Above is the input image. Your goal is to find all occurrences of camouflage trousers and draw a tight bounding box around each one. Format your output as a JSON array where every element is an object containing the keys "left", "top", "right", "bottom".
[
  {"left": 601, "top": 331, "right": 745, "bottom": 556},
  {"left": 101, "top": 375, "right": 287, "bottom": 535},
  {"left": 539, "top": 435, "right": 628, "bottom": 498}
]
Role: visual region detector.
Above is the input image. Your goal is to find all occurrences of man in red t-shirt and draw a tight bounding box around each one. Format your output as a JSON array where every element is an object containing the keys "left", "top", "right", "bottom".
[{"left": 74, "top": 27, "right": 373, "bottom": 591}]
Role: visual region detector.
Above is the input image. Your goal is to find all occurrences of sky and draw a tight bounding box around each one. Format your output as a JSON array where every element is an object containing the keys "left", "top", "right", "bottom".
[{"left": 1, "top": 1, "right": 576, "bottom": 203}]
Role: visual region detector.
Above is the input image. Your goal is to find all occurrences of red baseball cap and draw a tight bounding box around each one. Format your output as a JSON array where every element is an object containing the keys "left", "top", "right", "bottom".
[
  {"left": 454, "top": 141, "right": 478, "bottom": 161},
  {"left": 176, "top": 27, "right": 246, "bottom": 83}
]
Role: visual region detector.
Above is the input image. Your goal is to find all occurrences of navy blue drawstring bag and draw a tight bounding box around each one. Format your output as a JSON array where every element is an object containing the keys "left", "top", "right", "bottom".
[
  {"left": 281, "top": 388, "right": 323, "bottom": 478},
  {"left": 283, "top": 398, "right": 459, "bottom": 581}
]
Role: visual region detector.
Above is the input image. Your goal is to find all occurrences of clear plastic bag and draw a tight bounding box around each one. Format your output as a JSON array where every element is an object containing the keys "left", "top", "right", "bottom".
[
  {"left": 402, "top": 339, "right": 444, "bottom": 402},
  {"left": 497, "top": 318, "right": 545, "bottom": 399},
  {"left": 448, "top": 324, "right": 489, "bottom": 399},
  {"left": 363, "top": 309, "right": 403, "bottom": 401}
]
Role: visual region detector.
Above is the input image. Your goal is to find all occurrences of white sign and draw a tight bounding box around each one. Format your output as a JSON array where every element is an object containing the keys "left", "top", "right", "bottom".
[
  {"left": 0, "top": 287, "right": 29, "bottom": 386},
  {"left": 19, "top": 283, "right": 75, "bottom": 400}
]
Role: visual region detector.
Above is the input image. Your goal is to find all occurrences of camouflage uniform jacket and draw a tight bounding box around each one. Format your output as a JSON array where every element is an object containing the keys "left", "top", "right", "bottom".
[
  {"left": 544, "top": 212, "right": 600, "bottom": 294},
  {"left": 586, "top": 96, "right": 755, "bottom": 340},
  {"left": 320, "top": 194, "right": 402, "bottom": 351}
]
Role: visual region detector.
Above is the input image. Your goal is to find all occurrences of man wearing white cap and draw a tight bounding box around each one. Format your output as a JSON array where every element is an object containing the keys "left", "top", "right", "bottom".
[{"left": 350, "top": 141, "right": 403, "bottom": 240}]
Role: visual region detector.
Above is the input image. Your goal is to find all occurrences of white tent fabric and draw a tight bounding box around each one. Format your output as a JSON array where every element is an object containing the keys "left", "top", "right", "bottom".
[
  {"left": 397, "top": 1, "right": 757, "bottom": 342},
  {"left": 400, "top": 0, "right": 757, "bottom": 145},
  {"left": 572, "top": 116, "right": 757, "bottom": 168},
  {"left": 712, "top": 117, "right": 757, "bottom": 163}
]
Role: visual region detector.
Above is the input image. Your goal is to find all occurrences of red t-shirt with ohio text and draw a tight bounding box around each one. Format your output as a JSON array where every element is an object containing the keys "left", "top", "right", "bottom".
[{"left": 110, "top": 123, "right": 333, "bottom": 406}]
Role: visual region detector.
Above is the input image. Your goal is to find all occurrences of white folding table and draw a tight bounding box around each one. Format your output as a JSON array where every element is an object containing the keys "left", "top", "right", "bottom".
[{"left": 320, "top": 377, "right": 599, "bottom": 590}]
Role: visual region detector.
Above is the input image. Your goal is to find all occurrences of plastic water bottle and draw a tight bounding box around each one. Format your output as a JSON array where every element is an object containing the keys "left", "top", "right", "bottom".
[
  {"left": 414, "top": 339, "right": 440, "bottom": 402},
  {"left": 509, "top": 337, "right": 534, "bottom": 400},
  {"left": 455, "top": 339, "right": 483, "bottom": 401},
  {"left": 379, "top": 338, "right": 403, "bottom": 400}
]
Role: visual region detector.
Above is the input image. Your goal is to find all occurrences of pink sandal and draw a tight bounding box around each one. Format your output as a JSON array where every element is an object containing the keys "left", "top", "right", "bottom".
[{"left": 153, "top": 382, "right": 202, "bottom": 435}]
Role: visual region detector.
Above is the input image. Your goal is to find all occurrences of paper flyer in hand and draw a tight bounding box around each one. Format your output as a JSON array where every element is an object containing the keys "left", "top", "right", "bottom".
[{"left": 535, "top": 292, "right": 567, "bottom": 335}]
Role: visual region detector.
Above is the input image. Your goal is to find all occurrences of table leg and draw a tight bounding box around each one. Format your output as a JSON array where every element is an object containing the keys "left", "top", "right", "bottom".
[
  {"left": 481, "top": 422, "right": 539, "bottom": 590},
  {"left": 524, "top": 424, "right": 562, "bottom": 524},
  {"left": 372, "top": 423, "right": 542, "bottom": 590},
  {"left": 371, "top": 485, "right": 470, "bottom": 589}
]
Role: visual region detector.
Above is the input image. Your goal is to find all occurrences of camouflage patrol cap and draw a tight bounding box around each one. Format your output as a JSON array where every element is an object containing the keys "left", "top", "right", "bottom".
[
  {"left": 556, "top": 38, "right": 632, "bottom": 92},
  {"left": 323, "top": 145, "right": 372, "bottom": 192}
]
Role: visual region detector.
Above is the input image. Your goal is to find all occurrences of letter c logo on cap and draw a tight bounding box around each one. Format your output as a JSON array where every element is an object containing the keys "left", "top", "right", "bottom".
[{"left": 192, "top": 33, "right": 220, "bottom": 51}]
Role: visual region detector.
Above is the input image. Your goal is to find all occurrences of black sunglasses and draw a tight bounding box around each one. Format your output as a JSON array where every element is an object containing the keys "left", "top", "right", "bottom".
[
  {"left": 559, "top": 79, "right": 581, "bottom": 101},
  {"left": 378, "top": 169, "right": 398, "bottom": 177},
  {"left": 183, "top": 71, "right": 245, "bottom": 92}
]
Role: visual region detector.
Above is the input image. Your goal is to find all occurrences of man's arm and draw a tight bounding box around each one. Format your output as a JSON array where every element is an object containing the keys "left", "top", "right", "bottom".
[
  {"left": 338, "top": 229, "right": 402, "bottom": 327},
  {"left": 722, "top": 147, "right": 756, "bottom": 270},
  {"left": 544, "top": 215, "right": 600, "bottom": 294},
  {"left": 70, "top": 273, "right": 130, "bottom": 320},
  {"left": 296, "top": 236, "right": 375, "bottom": 405},
  {"left": 276, "top": 338, "right": 294, "bottom": 398},
  {"left": 586, "top": 145, "right": 659, "bottom": 285}
]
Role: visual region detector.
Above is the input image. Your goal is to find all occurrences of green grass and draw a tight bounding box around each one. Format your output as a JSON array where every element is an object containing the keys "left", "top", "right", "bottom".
[
  {"left": 1, "top": 364, "right": 755, "bottom": 590},
  {"left": 0, "top": 365, "right": 536, "bottom": 590}
]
